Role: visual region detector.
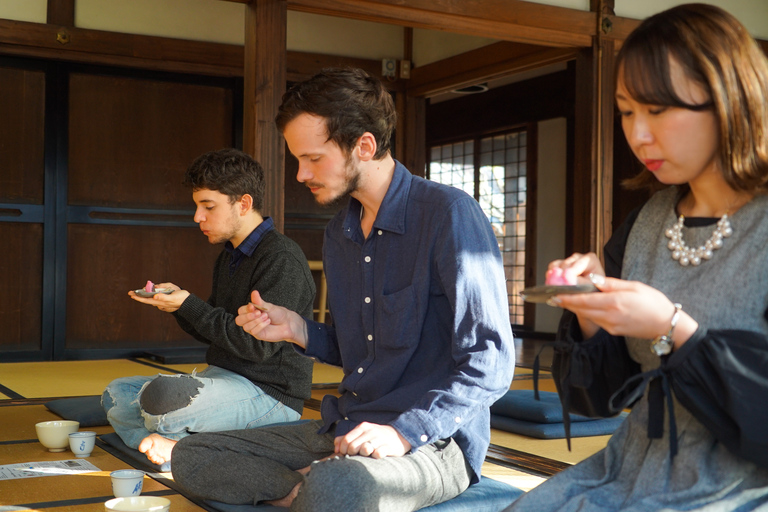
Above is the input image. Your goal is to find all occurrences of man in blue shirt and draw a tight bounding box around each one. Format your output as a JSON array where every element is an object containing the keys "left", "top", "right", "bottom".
[{"left": 171, "top": 69, "right": 515, "bottom": 511}]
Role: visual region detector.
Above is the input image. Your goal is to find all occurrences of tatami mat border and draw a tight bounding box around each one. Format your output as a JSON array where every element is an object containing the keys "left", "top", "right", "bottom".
[{"left": 13, "top": 489, "right": 177, "bottom": 510}]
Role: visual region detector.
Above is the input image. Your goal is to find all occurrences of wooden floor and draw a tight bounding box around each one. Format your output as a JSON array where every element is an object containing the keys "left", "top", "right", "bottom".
[{"left": 0, "top": 340, "right": 609, "bottom": 510}]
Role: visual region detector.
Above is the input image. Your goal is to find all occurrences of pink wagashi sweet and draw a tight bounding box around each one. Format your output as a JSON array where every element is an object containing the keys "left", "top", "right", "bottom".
[
  {"left": 144, "top": 280, "right": 155, "bottom": 293},
  {"left": 545, "top": 267, "right": 578, "bottom": 286}
]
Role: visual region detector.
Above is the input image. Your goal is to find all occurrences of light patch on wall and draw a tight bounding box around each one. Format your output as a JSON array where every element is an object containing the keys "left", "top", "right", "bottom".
[
  {"left": 0, "top": 0, "right": 46, "bottom": 24},
  {"left": 413, "top": 30, "right": 497, "bottom": 67},
  {"left": 525, "top": 0, "right": 589, "bottom": 10},
  {"left": 535, "top": 117, "right": 567, "bottom": 333},
  {"left": 72, "top": 0, "right": 404, "bottom": 59},
  {"left": 615, "top": 0, "right": 768, "bottom": 40},
  {"left": 75, "top": 0, "right": 245, "bottom": 45},
  {"left": 288, "top": 11, "right": 403, "bottom": 60}
]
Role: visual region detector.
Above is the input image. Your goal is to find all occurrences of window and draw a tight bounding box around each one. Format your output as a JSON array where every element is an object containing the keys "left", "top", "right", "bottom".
[{"left": 428, "top": 129, "right": 529, "bottom": 326}]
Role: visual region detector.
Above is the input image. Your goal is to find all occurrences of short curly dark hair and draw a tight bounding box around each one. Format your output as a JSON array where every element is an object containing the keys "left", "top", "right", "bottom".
[
  {"left": 275, "top": 67, "right": 396, "bottom": 160},
  {"left": 183, "top": 148, "right": 266, "bottom": 212}
]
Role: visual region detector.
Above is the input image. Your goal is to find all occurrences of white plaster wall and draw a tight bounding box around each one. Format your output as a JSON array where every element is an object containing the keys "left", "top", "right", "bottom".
[
  {"left": 2, "top": 1, "right": 767, "bottom": 63},
  {"left": 615, "top": 0, "right": 768, "bottom": 40},
  {"left": 535, "top": 117, "right": 567, "bottom": 333},
  {"left": 0, "top": 0, "right": 46, "bottom": 23},
  {"left": 74, "top": 0, "right": 243, "bottom": 44},
  {"left": 74, "top": 0, "right": 403, "bottom": 60}
]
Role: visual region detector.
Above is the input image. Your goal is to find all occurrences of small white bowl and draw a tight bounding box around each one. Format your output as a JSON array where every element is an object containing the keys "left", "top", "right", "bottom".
[
  {"left": 104, "top": 496, "right": 170, "bottom": 511},
  {"left": 35, "top": 420, "right": 80, "bottom": 452}
]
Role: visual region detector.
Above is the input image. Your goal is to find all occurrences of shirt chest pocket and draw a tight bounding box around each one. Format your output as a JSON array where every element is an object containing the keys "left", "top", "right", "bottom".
[{"left": 376, "top": 285, "right": 420, "bottom": 350}]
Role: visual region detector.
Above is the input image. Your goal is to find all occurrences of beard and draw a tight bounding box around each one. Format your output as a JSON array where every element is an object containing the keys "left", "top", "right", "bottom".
[{"left": 314, "top": 153, "right": 361, "bottom": 209}]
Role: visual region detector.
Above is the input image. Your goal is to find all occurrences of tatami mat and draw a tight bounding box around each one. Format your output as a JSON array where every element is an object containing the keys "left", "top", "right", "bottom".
[
  {"left": 0, "top": 359, "right": 205, "bottom": 400},
  {"left": 0, "top": 358, "right": 610, "bottom": 510}
]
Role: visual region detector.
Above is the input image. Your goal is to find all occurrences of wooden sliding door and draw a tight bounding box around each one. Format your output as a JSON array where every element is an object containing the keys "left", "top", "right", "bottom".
[{"left": 0, "top": 58, "right": 241, "bottom": 361}]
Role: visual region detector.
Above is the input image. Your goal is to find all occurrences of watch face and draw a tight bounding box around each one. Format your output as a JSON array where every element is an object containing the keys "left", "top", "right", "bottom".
[{"left": 651, "top": 336, "right": 673, "bottom": 356}]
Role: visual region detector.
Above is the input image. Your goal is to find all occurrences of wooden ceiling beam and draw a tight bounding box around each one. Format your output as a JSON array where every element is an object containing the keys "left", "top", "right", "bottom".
[
  {"left": 407, "top": 42, "right": 576, "bottom": 98},
  {"left": 0, "top": 18, "right": 244, "bottom": 75},
  {"left": 0, "top": 18, "right": 393, "bottom": 82},
  {"left": 282, "top": 0, "right": 595, "bottom": 47}
]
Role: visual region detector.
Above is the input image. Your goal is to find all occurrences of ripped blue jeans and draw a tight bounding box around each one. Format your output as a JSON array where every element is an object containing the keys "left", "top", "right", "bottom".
[{"left": 101, "top": 365, "right": 300, "bottom": 450}]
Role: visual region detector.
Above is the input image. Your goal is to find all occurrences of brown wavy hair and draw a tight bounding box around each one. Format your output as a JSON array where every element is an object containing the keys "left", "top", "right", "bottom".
[
  {"left": 617, "top": 3, "right": 768, "bottom": 193},
  {"left": 275, "top": 67, "right": 396, "bottom": 160}
]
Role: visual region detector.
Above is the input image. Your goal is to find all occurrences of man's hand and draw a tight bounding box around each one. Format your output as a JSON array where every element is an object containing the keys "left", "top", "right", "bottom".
[
  {"left": 235, "top": 290, "right": 308, "bottom": 348},
  {"left": 128, "top": 283, "right": 189, "bottom": 313},
  {"left": 334, "top": 422, "right": 411, "bottom": 459}
]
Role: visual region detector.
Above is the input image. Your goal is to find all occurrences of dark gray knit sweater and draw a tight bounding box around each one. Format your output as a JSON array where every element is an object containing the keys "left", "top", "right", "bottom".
[{"left": 173, "top": 229, "right": 316, "bottom": 414}]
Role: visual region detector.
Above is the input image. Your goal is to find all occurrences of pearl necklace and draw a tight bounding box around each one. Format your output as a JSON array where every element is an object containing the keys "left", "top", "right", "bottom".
[{"left": 665, "top": 214, "right": 733, "bottom": 266}]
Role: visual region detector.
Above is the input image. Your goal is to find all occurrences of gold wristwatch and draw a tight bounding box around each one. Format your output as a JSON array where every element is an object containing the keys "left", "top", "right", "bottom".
[{"left": 651, "top": 303, "right": 682, "bottom": 356}]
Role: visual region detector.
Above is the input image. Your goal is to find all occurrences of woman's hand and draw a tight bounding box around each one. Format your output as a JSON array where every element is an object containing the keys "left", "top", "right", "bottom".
[
  {"left": 546, "top": 252, "right": 605, "bottom": 336},
  {"left": 556, "top": 276, "right": 695, "bottom": 343}
]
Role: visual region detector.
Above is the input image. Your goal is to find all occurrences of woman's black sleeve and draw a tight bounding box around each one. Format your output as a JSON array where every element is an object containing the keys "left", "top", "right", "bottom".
[
  {"left": 550, "top": 205, "right": 644, "bottom": 418},
  {"left": 666, "top": 327, "right": 768, "bottom": 468}
]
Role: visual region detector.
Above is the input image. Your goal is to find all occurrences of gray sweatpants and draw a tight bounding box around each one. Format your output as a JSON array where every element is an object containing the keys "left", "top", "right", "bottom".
[{"left": 171, "top": 420, "right": 473, "bottom": 512}]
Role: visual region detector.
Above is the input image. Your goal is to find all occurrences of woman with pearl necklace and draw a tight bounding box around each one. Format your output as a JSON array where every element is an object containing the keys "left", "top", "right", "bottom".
[{"left": 504, "top": 4, "right": 768, "bottom": 511}]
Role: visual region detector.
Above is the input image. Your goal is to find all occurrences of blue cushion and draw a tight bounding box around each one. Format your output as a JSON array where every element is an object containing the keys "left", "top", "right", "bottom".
[
  {"left": 45, "top": 395, "right": 109, "bottom": 427},
  {"left": 491, "top": 412, "right": 627, "bottom": 439},
  {"left": 421, "top": 477, "right": 523, "bottom": 511},
  {"left": 206, "top": 477, "right": 523, "bottom": 511},
  {"left": 490, "top": 390, "right": 593, "bottom": 424}
]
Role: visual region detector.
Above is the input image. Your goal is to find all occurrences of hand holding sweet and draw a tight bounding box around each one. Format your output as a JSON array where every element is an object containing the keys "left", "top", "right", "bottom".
[
  {"left": 128, "top": 282, "right": 188, "bottom": 312},
  {"left": 554, "top": 276, "right": 697, "bottom": 346}
]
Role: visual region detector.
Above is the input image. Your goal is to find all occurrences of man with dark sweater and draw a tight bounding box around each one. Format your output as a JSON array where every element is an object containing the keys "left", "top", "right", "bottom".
[{"left": 102, "top": 148, "right": 315, "bottom": 469}]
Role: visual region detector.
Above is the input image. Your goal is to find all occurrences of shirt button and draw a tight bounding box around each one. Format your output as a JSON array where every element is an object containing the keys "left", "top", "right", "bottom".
[
  {"left": 455, "top": 416, "right": 461, "bottom": 423},
  {"left": 364, "top": 256, "right": 371, "bottom": 263},
  {"left": 352, "top": 392, "right": 358, "bottom": 396},
  {"left": 378, "top": 230, "right": 383, "bottom": 235},
  {"left": 367, "top": 334, "right": 373, "bottom": 341},
  {"left": 420, "top": 434, "right": 428, "bottom": 443},
  {"left": 364, "top": 297, "right": 371, "bottom": 303},
  {"left": 344, "top": 416, "right": 349, "bottom": 420},
  {"left": 357, "top": 367, "right": 364, "bottom": 374}
]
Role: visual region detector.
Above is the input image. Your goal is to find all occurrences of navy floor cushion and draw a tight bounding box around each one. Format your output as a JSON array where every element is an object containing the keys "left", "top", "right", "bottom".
[
  {"left": 99, "top": 432, "right": 171, "bottom": 473},
  {"left": 490, "top": 390, "right": 593, "bottom": 424},
  {"left": 206, "top": 476, "right": 523, "bottom": 511},
  {"left": 45, "top": 395, "right": 109, "bottom": 427},
  {"left": 491, "top": 412, "right": 627, "bottom": 439}
]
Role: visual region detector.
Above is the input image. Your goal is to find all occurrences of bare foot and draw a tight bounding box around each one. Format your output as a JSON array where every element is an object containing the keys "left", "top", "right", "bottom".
[
  {"left": 265, "top": 481, "right": 303, "bottom": 507},
  {"left": 264, "top": 464, "right": 313, "bottom": 507},
  {"left": 138, "top": 433, "right": 177, "bottom": 465}
]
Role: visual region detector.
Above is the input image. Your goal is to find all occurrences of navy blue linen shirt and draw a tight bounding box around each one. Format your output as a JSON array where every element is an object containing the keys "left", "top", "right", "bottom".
[
  {"left": 301, "top": 161, "right": 515, "bottom": 482},
  {"left": 224, "top": 217, "right": 274, "bottom": 276}
]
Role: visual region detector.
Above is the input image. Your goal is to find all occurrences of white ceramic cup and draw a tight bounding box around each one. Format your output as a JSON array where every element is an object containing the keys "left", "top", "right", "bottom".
[
  {"left": 110, "top": 469, "right": 145, "bottom": 498},
  {"left": 69, "top": 431, "right": 96, "bottom": 458}
]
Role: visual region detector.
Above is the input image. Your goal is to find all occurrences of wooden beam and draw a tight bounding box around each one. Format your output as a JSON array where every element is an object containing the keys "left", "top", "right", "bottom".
[
  {"left": 283, "top": 0, "right": 595, "bottom": 47},
  {"left": 244, "top": 0, "right": 287, "bottom": 232},
  {"left": 47, "top": 0, "right": 75, "bottom": 26},
  {"left": 569, "top": 0, "right": 615, "bottom": 255},
  {"left": 408, "top": 42, "right": 576, "bottom": 98},
  {"left": 0, "top": 18, "right": 244, "bottom": 76},
  {"left": 0, "top": 18, "right": 390, "bottom": 83},
  {"left": 396, "top": 94, "right": 426, "bottom": 176}
]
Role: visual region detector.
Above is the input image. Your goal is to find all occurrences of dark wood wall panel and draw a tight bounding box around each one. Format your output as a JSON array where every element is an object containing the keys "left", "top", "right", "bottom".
[
  {"left": 65, "top": 224, "right": 220, "bottom": 350},
  {"left": 0, "top": 66, "right": 45, "bottom": 204},
  {"left": 68, "top": 73, "right": 234, "bottom": 209},
  {"left": 0, "top": 223, "right": 43, "bottom": 351}
]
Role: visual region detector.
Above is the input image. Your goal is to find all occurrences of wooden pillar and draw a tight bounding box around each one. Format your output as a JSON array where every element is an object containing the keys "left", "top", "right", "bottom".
[
  {"left": 395, "top": 27, "right": 427, "bottom": 177},
  {"left": 571, "top": 0, "right": 615, "bottom": 255},
  {"left": 47, "top": 0, "right": 75, "bottom": 26},
  {"left": 244, "top": 0, "right": 287, "bottom": 232}
]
